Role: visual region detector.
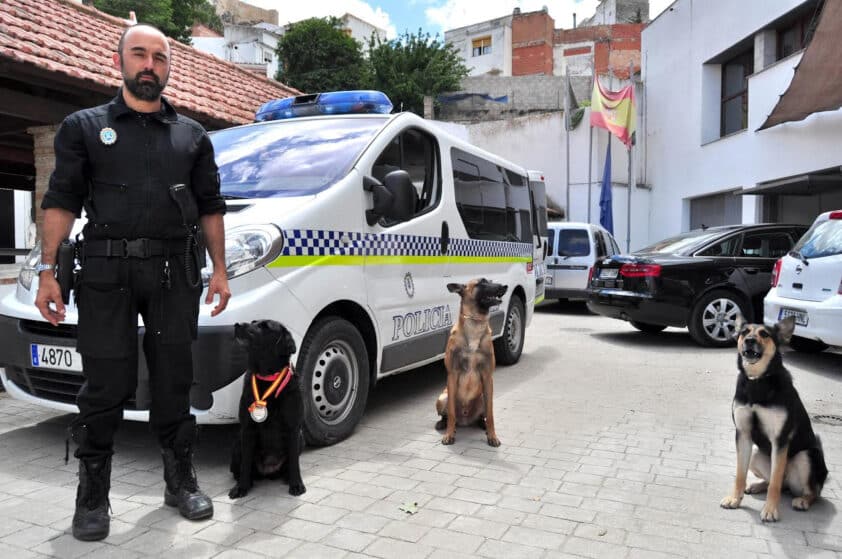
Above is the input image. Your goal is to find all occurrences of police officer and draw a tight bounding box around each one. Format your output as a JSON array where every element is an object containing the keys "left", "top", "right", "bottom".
[{"left": 35, "top": 24, "right": 231, "bottom": 541}]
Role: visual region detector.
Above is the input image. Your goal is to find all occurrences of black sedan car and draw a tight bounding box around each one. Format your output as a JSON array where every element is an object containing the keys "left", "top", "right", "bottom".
[{"left": 587, "top": 223, "right": 808, "bottom": 347}]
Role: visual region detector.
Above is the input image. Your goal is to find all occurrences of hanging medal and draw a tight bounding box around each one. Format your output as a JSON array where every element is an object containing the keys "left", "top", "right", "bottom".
[{"left": 248, "top": 365, "right": 292, "bottom": 423}]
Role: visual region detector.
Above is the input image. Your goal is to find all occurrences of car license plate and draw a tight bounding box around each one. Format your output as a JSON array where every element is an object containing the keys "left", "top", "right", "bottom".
[
  {"left": 599, "top": 268, "right": 619, "bottom": 279},
  {"left": 30, "top": 343, "right": 83, "bottom": 372},
  {"left": 778, "top": 308, "right": 808, "bottom": 326}
]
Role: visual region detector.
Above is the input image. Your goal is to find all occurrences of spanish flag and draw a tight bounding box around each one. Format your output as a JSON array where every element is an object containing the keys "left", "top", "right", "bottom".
[{"left": 590, "top": 79, "right": 636, "bottom": 149}]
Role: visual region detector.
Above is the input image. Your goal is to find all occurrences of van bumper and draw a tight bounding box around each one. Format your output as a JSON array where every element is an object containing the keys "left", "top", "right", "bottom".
[{"left": 0, "top": 314, "right": 246, "bottom": 419}]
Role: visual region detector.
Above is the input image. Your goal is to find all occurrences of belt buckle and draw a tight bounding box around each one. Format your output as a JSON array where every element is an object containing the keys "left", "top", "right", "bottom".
[{"left": 120, "top": 239, "right": 130, "bottom": 259}]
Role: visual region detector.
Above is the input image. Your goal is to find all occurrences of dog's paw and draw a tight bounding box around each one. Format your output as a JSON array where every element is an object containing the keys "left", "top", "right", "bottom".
[
  {"left": 792, "top": 496, "right": 812, "bottom": 511},
  {"left": 441, "top": 433, "right": 455, "bottom": 445},
  {"left": 745, "top": 481, "right": 769, "bottom": 494},
  {"left": 434, "top": 418, "right": 447, "bottom": 431},
  {"left": 228, "top": 484, "right": 250, "bottom": 499},
  {"left": 760, "top": 503, "right": 780, "bottom": 522},
  {"left": 720, "top": 495, "right": 742, "bottom": 509},
  {"left": 289, "top": 483, "right": 306, "bottom": 497},
  {"left": 487, "top": 435, "right": 501, "bottom": 447}
]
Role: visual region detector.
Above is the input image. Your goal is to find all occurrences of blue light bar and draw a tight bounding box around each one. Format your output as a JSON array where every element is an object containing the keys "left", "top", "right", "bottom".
[{"left": 255, "top": 90, "right": 393, "bottom": 122}]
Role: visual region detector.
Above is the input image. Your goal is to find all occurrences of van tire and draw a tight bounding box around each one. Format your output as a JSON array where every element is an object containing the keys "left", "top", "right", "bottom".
[
  {"left": 297, "top": 317, "right": 370, "bottom": 446},
  {"left": 494, "top": 295, "right": 525, "bottom": 366}
]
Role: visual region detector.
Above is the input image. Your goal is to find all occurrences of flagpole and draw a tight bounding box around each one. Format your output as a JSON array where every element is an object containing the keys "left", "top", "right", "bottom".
[
  {"left": 564, "top": 72, "right": 571, "bottom": 221},
  {"left": 626, "top": 61, "right": 634, "bottom": 253},
  {"left": 587, "top": 75, "right": 594, "bottom": 223}
]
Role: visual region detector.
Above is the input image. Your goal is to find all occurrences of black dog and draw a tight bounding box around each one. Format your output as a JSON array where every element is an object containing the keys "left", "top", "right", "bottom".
[
  {"left": 720, "top": 315, "right": 828, "bottom": 522},
  {"left": 229, "top": 320, "right": 306, "bottom": 498}
]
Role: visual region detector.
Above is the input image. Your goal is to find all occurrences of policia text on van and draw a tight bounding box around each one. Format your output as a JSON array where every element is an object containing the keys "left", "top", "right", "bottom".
[{"left": 0, "top": 90, "right": 547, "bottom": 446}]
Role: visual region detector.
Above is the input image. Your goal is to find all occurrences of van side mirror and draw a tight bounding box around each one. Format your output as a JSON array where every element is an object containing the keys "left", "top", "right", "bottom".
[{"left": 363, "top": 170, "right": 416, "bottom": 226}]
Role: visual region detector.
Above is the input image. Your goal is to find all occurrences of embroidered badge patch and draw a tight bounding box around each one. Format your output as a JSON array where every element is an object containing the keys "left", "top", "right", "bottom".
[{"left": 99, "top": 127, "right": 117, "bottom": 146}]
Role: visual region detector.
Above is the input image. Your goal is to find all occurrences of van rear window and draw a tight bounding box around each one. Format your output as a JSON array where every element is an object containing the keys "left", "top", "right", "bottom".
[
  {"left": 557, "top": 229, "right": 590, "bottom": 257},
  {"left": 211, "top": 118, "right": 385, "bottom": 198}
]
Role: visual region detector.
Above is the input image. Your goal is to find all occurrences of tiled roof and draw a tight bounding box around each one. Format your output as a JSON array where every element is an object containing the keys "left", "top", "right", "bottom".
[{"left": 0, "top": 0, "right": 300, "bottom": 125}]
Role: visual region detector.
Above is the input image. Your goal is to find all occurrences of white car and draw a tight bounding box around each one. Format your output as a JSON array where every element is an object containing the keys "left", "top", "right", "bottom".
[
  {"left": 544, "top": 221, "right": 621, "bottom": 302},
  {"left": 764, "top": 209, "right": 842, "bottom": 352}
]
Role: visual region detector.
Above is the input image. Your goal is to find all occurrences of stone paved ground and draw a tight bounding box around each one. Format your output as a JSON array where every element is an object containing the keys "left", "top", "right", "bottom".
[{"left": 1, "top": 302, "right": 840, "bottom": 558}]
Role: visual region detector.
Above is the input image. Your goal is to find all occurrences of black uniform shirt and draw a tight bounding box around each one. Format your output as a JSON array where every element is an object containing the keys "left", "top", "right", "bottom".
[{"left": 43, "top": 91, "right": 226, "bottom": 240}]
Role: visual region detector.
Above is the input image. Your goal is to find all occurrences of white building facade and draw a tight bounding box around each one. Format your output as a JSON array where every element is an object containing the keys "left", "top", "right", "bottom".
[
  {"left": 642, "top": 0, "right": 842, "bottom": 243},
  {"left": 444, "top": 15, "right": 513, "bottom": 77}
]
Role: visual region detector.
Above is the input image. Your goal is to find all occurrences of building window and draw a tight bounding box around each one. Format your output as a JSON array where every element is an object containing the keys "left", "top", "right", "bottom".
[
  {"left": 471, "top": 36, "right": 492, "bottom": 57},
  {"left": 720, "top": 49, "right": 753, "bottom": 136}
]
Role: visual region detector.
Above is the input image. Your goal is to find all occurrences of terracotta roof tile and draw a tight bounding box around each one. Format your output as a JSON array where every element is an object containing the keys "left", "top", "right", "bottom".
[{"left": 0, "top": 0, "right": 300, "bottom": 125}]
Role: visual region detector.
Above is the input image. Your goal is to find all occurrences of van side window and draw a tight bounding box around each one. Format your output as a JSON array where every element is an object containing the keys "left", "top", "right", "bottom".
[
  {"left": 595, "top": 230, "right": 607, "bottom": 258},
  {"left": 452, "top": 147, "right": 531, "bottom": 243},
  {"left": 372, "top": 128, "right": 441, "bottom": 224}
]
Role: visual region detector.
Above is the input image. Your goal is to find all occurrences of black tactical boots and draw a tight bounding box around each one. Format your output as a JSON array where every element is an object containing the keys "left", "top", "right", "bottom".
[
  {"left": 161, "top": 425, "right": 213, "bottom": 520},
  {"left": 72, "top": 457, "right": 111, "bottom": 541}
]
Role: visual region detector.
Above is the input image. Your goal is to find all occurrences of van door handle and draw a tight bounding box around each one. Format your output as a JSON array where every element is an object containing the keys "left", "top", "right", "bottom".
[
  {"left": 441, "top": 221, "right": 449, "bottom": 255},
  {"left": 744, "top": 268, "right": 759, "bottom": 274}
]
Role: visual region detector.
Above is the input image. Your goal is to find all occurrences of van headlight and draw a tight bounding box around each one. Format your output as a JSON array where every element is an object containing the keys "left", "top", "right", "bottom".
[
  {"left": 18, "top": 242, "right": 42, "bottom": 291},
  {"left": 201, "top": 224, "right": 284, "bottom": 284}
]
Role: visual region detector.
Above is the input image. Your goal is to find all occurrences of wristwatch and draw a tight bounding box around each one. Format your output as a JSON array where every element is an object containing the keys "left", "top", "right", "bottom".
[{"left": 35, "top": 263, "right": 55, "bottom": 274}]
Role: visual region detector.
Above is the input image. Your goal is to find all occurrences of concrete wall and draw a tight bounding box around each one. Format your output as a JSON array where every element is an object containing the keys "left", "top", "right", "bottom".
[
  {"left": 341, "top": 14, "right": 385, "bottom": 54},
  {"left": 642, "top": 0, "right": 842, "bottom": 242},
  {"left": 215, "top": 0, "right": 278, "bottom": 25},
  {"left": 191, "top": 37, "right": 225, "bottom": 59},
  {"left": 437, "top": 74, "right": 594, "bottom": 122},
  {"left": 582, "top": 0, "right": 649, "bottom": 26}
]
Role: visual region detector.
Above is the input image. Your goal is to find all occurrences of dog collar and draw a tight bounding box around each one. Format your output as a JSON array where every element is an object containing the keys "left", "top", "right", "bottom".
[
  {"left": 462, "top": 314, "right": 486, "bottom": 321},
  {"left": 248, "top": 365, "right": 293, "bottom": 422}
]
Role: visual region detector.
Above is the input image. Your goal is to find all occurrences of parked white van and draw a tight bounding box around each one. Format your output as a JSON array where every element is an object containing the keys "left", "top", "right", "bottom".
[
  {"left": 0, "top": 91, "right": 543, "bottom": 446},
  {"left": 545, "top": 221, "right": 620, "bottom": 302},
  {"left": 764, "top": 209, "right": 842, "bottom": 353}
]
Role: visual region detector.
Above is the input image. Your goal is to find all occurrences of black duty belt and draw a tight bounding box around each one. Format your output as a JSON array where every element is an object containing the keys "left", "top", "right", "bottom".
[{"left": 84, "top": 238, "right": 187, "bottom": 259}]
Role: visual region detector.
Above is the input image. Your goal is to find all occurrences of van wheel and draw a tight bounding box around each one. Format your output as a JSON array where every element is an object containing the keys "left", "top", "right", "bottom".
[
  {"left": 630, "top": 321, "right": 666, "bottom": 334},
  {"left": 494, "top": 295, "right": 525, "bottom": 366},
  {"left": 789, "top": 335, "right": 828, "bottom": 354},
  {"left": 297, "top": 317, "right": 370, "bottom": 446},
  {"left": 688, "top": 290, "right": 746, "bottom": 347}
]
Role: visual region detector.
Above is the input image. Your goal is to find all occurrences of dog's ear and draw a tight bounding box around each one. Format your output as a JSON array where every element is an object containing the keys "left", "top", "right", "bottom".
[
  {"left": 447, "top": 283, "right": 464, "bottom": 294},
  {"left": 233, "top": 322, "right": 247, "bottom": 341},
  {"left": 277, "top": 330, "right": 297, "bottom": 356},
  {"left": 775, "top": 315, "right": 795, "bottom": 345}
]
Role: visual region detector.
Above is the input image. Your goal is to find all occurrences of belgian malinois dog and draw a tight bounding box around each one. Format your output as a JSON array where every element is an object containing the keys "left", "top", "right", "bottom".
[
  {"left": 436, "top": 278, "right": 508, "bottom": 446},
  {"left": 720, "top": 315, "right": 828, "bottom": 522}
]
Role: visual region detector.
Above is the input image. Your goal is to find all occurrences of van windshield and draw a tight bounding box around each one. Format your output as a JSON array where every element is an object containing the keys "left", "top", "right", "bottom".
[{"left": 211, "top": 117, "right": 386, "bottom": 198}]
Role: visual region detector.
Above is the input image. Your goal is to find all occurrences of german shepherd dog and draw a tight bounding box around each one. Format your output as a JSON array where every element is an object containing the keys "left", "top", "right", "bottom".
[
  {"left": 720, "top": 315, "right": 828, "bottom": 522},
  {"left": 436, "top": 278, "right": 508, "bottom": 447},
  {"left": 229, "top": 320, "right": 306, "bottom": 499}
]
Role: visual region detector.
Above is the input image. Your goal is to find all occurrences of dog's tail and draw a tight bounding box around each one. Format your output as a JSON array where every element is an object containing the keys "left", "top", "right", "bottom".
[{"left": 810, "top": 434, "right": 829, "bottom": 495}]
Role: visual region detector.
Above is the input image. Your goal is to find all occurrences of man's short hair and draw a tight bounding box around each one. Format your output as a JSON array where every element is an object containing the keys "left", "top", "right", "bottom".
[{"left": 116, "top": 23, "right": 168, "bottom": 57}]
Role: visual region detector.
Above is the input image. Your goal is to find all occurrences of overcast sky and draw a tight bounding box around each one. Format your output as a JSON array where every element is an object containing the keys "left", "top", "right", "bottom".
[{"left": 242, "top": 0, "right": 675, "bottom": 38}]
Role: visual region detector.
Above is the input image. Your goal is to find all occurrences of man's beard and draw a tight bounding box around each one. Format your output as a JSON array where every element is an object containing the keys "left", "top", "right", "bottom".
[{"left": 123, "top": 70, "right": 167, "bottom": 101}]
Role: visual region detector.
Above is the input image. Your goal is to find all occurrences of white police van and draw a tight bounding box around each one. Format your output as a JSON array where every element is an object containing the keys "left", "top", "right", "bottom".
[{"left": 0, "top": 91, "right": 543, "bottom": 446}]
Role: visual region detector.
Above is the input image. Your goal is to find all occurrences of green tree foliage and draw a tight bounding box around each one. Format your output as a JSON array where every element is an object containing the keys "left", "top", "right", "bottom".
[
  {"left": 368, "top": 30, "right": 469, "bottom": 115},
  {"left": 275, "top": 17, "right": 372, "bottom": 92},
  {"left": 93, "top": 0, "right": 222, "bottom": 45}
]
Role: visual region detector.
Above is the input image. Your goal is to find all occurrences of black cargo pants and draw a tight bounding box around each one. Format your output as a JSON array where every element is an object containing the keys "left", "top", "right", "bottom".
[{"left": 72, "top": 251, "right": 202, "bottom": 459}]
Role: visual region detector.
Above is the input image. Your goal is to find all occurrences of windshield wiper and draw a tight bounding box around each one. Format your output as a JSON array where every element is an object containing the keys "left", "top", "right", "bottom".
[{"left": 789, "top": 250, "right": 809, "bottom": 266}]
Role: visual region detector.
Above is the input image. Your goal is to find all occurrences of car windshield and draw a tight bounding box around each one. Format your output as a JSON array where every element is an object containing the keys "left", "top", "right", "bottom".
[
  {"left": 635, "top": 229, "right": 735, "bottom": 256},
  {"left": 211, "top": 117, "right": 386, "bottom": 198},
  {"left": 793, "top": 217, "right": 842, "bottom": 258}
]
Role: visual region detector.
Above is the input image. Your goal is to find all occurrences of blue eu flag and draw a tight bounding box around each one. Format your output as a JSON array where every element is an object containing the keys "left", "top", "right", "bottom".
[{"left": 599, "top": 142, "right": 613, "bottom": 234}]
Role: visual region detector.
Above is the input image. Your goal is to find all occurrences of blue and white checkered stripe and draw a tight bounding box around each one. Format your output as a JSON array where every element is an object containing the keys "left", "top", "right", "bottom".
[{"left": 282, "top": 229, "right": 531, "bottom": 259}]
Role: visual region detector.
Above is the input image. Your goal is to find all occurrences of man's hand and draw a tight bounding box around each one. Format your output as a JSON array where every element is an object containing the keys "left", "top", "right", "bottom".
[
  {"left": 205, "top": 270, "right": 231, "bottom": 317},
  {"left": 35, "top": 273, "right": 66, "bottom": 326}
]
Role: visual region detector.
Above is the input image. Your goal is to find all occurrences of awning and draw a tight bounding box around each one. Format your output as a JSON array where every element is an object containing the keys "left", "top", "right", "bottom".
[
  {"left": 739, "top": 170, "right": 842, "bottom": 196},
  {"left": 758, "top": 0, "right": 842, "bottom": 130}
]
